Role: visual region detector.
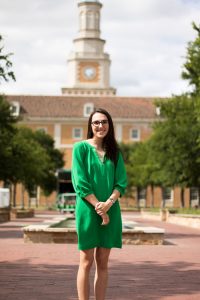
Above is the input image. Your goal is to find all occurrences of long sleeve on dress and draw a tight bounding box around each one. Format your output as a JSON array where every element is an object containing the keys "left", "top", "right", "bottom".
[
  {"left": 72, "top": 142, "right": 94, "bottom": 198},
  {"left": 73, "top": 141, "right": 124, "bottom": 250},
  {"left": 114, "top": 152, "right": 127, "bottom": 196}
]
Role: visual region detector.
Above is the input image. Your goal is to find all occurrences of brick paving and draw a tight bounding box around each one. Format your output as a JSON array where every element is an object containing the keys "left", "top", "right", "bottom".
[{"left": 0, "top": 211, "right": 200, "bottom": 300}]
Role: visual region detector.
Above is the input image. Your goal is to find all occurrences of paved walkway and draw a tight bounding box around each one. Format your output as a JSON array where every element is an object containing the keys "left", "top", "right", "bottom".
[{"left": 0, "top": 211, "right": 200, "bottom": 300}]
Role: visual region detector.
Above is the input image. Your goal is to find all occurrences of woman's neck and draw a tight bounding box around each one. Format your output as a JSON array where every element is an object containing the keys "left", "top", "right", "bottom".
[{"left": 89, "top": 137, "right": 103, "bottom": 150}]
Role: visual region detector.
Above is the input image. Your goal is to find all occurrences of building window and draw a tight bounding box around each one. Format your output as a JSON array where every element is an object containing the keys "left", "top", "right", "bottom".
[
  {"left": 87, "top": 11, "right": 94, "bottom": 29},
  {"left": 29, "top": 185, "right": 37, "bottom": 198},
  {"left": 73, "top": 128, "right": 83, "bottom": 140},
  {"left": 138, "top": 188, "right": 146, "bottom": 208},
  {"left": 162, "top": 187, "right": 173, "bottom": 207},
  {"left": 163, "top": 188, "right": 173, "bottom": 201},
  {"left": 84, "top": 103, "right": 94, "bottom": 117},
  {"left": 156, "top": 106, "right": 161, "bottom": 116},
  {"left": 138, "top": 188, "right": 146, "bottom": 200},
  {"left": 10, "top": 101, "right": 20, "bottom": 117},
  {"left": 95, "top": 12, "right": 99, "bottom": 29},
  {"left": 130, "top": 128, "right": 140, "bottom": 141},
  {"left": 190, "top": 187, "right": 199, "bottom": 207}
]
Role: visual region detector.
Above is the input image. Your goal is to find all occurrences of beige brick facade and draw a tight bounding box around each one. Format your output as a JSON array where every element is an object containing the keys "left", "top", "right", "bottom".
[{"left": 4, "top": 95, "right": 195, "bottom": 209}]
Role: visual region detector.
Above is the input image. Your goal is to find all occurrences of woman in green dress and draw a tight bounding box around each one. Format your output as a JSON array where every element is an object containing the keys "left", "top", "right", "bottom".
[{"left": 72, "top": 108, "right": 127, "bottom": 300}]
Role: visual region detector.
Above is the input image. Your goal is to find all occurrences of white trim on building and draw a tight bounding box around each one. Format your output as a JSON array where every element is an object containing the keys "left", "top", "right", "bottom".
[
  {"left": 115, "top": 124, "right": 122, "bottom": 142},
  {"left": 54, "top": 124, "right": 61, "bottom": 148}
]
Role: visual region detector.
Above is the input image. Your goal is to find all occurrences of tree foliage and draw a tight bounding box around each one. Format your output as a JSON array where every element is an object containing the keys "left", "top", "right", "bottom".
[
  {"left": 0, "top": 36, "right": 65, "bottom": 206},
  {"left": 0, "top": 97, "right": 65, "bottom": 204},
  {"left": 0, "top": 35, "right": 15, "bottom": 83},
  {"left": 33, "top": 130, "right": 64, "bottom": 195},
  {"left": 120, "top": 23, "right": 200, "bottom": 208},
  {"left": 182, "top": 22, "right": 200, "bottom": 96},
  {"left": 10, "top": 127, "right": 64, "bottom": 198},
  {"left": 0, "top": 96, "right": 18, "bottom": 182},
  {"left": 119, "top": 142, "right": 139, "bottom": 196},
  {"left": 153, "top": 95, "right": 200, "bottom": 188}
]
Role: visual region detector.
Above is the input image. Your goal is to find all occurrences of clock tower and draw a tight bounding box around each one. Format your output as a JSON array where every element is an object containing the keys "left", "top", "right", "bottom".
[{"left": 61, "top": 0, "right": 116, "bottom": 96}]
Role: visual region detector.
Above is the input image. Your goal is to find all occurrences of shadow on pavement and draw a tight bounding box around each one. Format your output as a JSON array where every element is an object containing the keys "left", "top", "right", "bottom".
[
  {"left": 0, "top": 258, "right": 200, "bottom": 300},
  {"left": 0, "top": 258, "right": 78, "bottom": 300},
  {"left": 0, "top": 229, "right": 23, "bottom": 239},
  {"left": 108, "top": 260, "right": 200, "bottom": 299}
]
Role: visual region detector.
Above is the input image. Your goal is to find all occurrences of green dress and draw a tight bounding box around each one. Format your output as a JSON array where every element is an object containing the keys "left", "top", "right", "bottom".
[{"left": 72, "top": 140, "right": 127, "bottom": 250}]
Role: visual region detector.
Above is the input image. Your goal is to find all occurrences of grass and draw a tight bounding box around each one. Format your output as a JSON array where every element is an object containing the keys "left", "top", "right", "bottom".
[
  {"left": 143, "top": 207, "right": 200, "bottom": 215},
  {"left": 120, "top": 206, "right": 141, "bottom": 211},
  {"left": 12, "top": 205, "right": 200, "bottom": 215},
  {"left": 174, "top": 208, "right": 200, "bottom": 215}
]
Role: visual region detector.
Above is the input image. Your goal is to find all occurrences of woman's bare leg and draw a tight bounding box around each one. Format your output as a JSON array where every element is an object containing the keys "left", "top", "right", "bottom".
[
  {"left": 77, "top": 248, "right": 94, "bottom": 300},
  {"left": 94, "top": 247, "right": 111, "bottom": 300}
]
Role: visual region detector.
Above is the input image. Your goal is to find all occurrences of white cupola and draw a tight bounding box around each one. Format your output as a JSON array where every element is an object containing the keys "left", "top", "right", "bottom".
[{"left": 61, "top": 0, "right": 116, "bottom": 96}]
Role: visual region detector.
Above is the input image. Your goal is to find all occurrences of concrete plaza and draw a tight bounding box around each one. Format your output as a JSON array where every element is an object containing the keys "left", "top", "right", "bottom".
[{"left": 0, "top": 211, "right": 200, "bottom": 300}]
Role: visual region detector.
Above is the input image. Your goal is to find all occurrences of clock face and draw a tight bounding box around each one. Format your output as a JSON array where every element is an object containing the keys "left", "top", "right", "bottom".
[
  {"left": 79, "top": 62, "right": 99, "bottom": 82},
  {"left": 83, "top": 66, "right": 96, "bottom": 80}
]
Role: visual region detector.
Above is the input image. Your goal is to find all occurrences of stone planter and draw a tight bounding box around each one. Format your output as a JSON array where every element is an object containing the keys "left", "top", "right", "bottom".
[
  {"left": 0, "top": 207, "right": 10, "bottom": 223},
  {"left": 160, "top": 209, "right": 169, "bottom": 221},
  {"left": 23, "top": 216, "right": 165, "bottom": 245},
  {"left": 11, "top": 208, "right": 34, "bottom": 219}
]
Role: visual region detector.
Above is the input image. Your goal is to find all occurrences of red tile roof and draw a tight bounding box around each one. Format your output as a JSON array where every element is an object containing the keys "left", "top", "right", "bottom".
[{"left": 5, "top": 95, "right": 158, "bottom": 119}]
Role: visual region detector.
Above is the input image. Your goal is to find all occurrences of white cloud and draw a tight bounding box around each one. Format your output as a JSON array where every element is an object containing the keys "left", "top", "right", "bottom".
[{"left": 0, "top": 0, "right": 200, "bottom": 97}]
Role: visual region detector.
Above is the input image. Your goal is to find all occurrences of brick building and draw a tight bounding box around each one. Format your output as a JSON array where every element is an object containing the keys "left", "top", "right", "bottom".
[{"left": 5, "top": 0, "right": 198, "bottom": 208}]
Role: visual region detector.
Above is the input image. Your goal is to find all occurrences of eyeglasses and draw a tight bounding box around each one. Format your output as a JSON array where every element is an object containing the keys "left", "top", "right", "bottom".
[{"left": 91, "top": 120, "right": 108, "bottom": 127}]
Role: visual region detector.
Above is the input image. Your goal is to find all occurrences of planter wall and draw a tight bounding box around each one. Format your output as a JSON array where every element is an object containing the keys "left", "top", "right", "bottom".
[
  {"left": 0, "top": 208, "right": 10, "bottom": 223},
  {"left": 11, "top": 208, "right": 34, "bottom": 219}
]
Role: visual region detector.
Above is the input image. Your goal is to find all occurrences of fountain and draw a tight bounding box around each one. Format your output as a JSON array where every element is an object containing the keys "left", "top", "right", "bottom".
[{"left": 23, "top": 215, "right": 165, "bottom": 245}]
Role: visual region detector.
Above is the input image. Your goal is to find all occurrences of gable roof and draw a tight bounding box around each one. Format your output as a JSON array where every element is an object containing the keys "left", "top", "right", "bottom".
[{"left": 6, "top": 95, "right": 158, "bottom": 120}]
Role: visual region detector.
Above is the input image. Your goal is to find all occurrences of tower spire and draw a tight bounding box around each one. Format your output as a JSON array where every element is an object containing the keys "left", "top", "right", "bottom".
[{"left": 61, "top": 0, "right": 116, "bottom": 96}]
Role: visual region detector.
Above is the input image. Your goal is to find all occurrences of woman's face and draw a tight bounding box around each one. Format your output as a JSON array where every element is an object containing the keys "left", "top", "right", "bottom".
[{"left": 91, "top": 112, "right": 109, "bottom": 139}]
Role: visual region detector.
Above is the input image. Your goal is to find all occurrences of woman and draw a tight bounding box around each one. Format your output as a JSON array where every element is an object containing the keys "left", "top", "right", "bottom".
[{"left": 72, "top": 108, "right": 127, "bottom": 300}]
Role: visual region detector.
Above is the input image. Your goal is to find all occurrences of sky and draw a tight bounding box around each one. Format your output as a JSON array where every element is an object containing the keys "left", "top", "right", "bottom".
[{"left": 0, "top": 0, "right": 200, "bottom": 97}]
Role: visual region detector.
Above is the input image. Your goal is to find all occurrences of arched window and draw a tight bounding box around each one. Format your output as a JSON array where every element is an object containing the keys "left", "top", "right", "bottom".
[
  {"left": 86, "top": 11, "right": 94, "bottom": 29},
  {"left": 95, "top": 12, "right": 99, "bottom": 29},
  {"left": 79, "top": 11, "right": 85, "bottom": 29}
]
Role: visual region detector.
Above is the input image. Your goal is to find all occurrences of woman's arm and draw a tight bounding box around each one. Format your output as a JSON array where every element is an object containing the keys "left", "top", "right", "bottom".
[
  {"left": 95, "top": 189, "right": 120, "bottom": 214},
  {"left": 72, "top": 143, "right": 94, "bottom": 198},
  {"left": 95, "top": 151, "right": 127, "bottom": 215},
  {"left": 85, "top": 193, "right": 99, "bottom": 207},
  {"left": 86, "top": 194, "right": 110, "bottom": 225}
]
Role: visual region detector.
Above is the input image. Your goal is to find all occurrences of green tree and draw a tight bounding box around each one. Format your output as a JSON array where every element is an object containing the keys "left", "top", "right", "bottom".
[
  {"left": 152, "top": 95, "right": 200, "bottom": 207},
  {"left": 143, "top": 22, "right": 200, "bottom": 208},
  {"left": 16, "top": 128, "right": 64, "bottom": 206},
  {"left": 33, "top": 130, "right": 64, "bottom": 196},
  {"left": 0, "top": 35, "right": 15, "bottom": 83},
  {"left": 1, "top": 125, "right": 64, "bottom": 208},
  {"left": 0, "top": 35, "right": 65, "bottom": 208},
  {"left": 182, "top": 22, "right": 200, "bottom": 96},
  {"left": 5, "top": 127, "right": 51, "bottom": 207},
  {"left": 120, "top": 142, "right": 156, "bottom": 207},
  {"left": 0, "top": 96, "right": 18, "bottom": 184},
  {"left": 119, "top": 142, "right": 138, "bottom": 194},
  {"left": 127, "top": 140, "right": 163, "bottom": 208}
]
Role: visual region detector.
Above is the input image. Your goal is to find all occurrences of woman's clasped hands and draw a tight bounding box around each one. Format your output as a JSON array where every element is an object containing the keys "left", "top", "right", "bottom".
[{"left": 95, "top": 201, "right": 111, "bottom": 226}]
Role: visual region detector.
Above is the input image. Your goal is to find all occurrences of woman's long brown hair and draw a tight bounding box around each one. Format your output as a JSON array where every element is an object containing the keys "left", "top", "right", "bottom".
[{"left": 87, "top": 108, "right": 119, "bottom": 165}]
